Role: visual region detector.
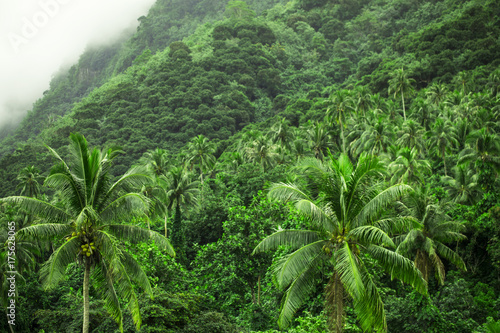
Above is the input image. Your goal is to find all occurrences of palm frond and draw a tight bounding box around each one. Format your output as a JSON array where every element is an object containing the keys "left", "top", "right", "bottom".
[
  {"left": 374, "top": 216, "right": 422, "bottom": 235},
  {"left": 100, "top": 193, "right": 150, "bottom": 222},
  {"left": 91, "top": 260, "right": 123, "bottom": 332},
  {"left": 107, "top": 166, "right": 151, "bottom": 195},
  {"left": 253, "top": 230, "right": 320, "bottom": 254},
  {"left": 354, "top": 184, "right": 412, "bottom": 228},
  {"left": 366, "top": 244, "right": 427, "bottom": 295},
  {"left": 40, "top": 237, "right": 80, "bottom": 289},
  {"left": 435, "top": 241, "right": 467, "bottom": 271},
  {"left": 120, "top": 251, "right": 153, "bottom": 296},
  {"left": 274, "top": 240, "right": 326, "bottom": 288},
  {"left": 16, "top": 223, "right": 73, "bottom": 241},
  {"left": 1, "top": 196, "right": 70, "bottom": 223},
  {"left": 269, "top": 183, "right": 333, "bottom": 233},
  {"left": 334, "top": 241, "right": 364, "bottom": 300},
  {"left": 353, "top": 268, "right": 386, "bottom": 333},
  {"left": 114, "top": 261, "right": 142, "bottom": 331},
  {"left": 349, "top": 226, "right": 395, "bottom": 248},
  {"left": 44, "top": 173, "right": 85, "bottom": 211},
  {"left": 277, "top": 255, "right": 322, "bottom": 329},
  {"left": 104, "top": 224, "right": 175, "bottom": 257},
  {"left": 268, "top": 182, "right": 313, "bottom": 203}
]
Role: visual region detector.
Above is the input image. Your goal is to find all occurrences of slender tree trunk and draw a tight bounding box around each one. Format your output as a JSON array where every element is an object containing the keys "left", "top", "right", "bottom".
[
  {"left": 442, "top": 148, "right": 447, "bottom": 176},
  {"left": 257, "top": 275, "right": 261, "bottom": 305},
  {"left": 83, "top": 258, "right": 91, "bottom": 333},
  {"left": 326, "top": 273, "right": 344, "bottom": 333},
  {"left": 6, "top": 308, "right": 14, "bottom": 333},
  {"left": 172, "top": 204, "right": 185, "bottom": 263},
  {"left": 164, "top": 214, "right": 168, "bottom": 238},
  {"left": 339, "top": 115, "right": 346, "bottom": 154},
  {"left": 402, "top": 91, "right": 406, "bottom": 121}
]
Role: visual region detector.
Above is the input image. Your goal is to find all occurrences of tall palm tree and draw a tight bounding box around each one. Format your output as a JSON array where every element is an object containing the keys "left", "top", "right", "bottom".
[
  {"left": 327, "top": 90, "right": 353, "bottom": 153},
  {"left": 269, "top": 117, "right": 294, "bottom": 151},
  {"left": 411, "top": 97, "right": 436, "bottom": 131},
  {"left": 186, "top": 135, "right": 216, "bottom": 183},
  {"left": 306, "top": 121, "right": 334, "bottom": 161},
  {"left": 253, "top": 153, "right": 427, "bottom": 333},
  {"left": 426, "top": 83, "right": 449, "bottom": 107},
  {"left": 487, "top": 68, "right": 500, "bottom": 98},
  {"left": 1, "top": 133, "right": 175, "bottom": 333},
  {"left": 353, "top": 85, "right": 373, "bottom": 117},
  {"left": 244, "top": 135, "right": 279, "bottom": 171},
  {"left": 458, "top": 128, "right": 500, "bottom": 190},
  {"left": 141, "top": 148, "right": 169, "bottom": 177},
  {"left": 455, "top": 117, "right": 473, "bottom": 152},
  {"left": 454, "top": 70, "right": 472, "bottom": 95},
  {"left": 388, "top": 68, "right": 416, "bottom": 121},
  {"left": 16, "top": 166, "right": 44, "bottom": 198},
  {"left": 395, "top": 187, "right": 467, "bottom": 284},
  {"left": 396, "top": 120, "right": 425, "bottom": 154},
  {"left": 389, "top": 147, "right": 431, "bottom": 185},
  {"left": 441, "top": 165, "right": 481, "bottom": 205},
  {"left": 351, "top": 117, "right": 394, "bottom": 156},
  {"left": 426, "top": 118, "right": 458, "bottom": 176},
  {"left": 163, "top": 166, "right": 200, "bottom": 261}
]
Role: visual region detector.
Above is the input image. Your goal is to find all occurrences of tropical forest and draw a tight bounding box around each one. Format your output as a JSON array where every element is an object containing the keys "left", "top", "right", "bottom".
[{"left": 1, "top": 0, "right": 500, "bottom": 332}]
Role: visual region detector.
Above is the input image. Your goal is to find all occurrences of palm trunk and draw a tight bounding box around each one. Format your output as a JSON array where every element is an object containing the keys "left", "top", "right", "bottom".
[
  {"left": 257, "top": 275, "right": 261, "bottom": 305},
  {"left": 164, "top": 214, "right": 168, "bottom": 238},
  {"left": 83, "top": 258, "right": 91, "bottom": 333},
  {"left": 402, "top": 91, "right": 406, "bottom": 121},
  {"left": 442, "top": 148, "right": 447, "bottom": 176},
  {"left": 326, "top": 273, "right": 344, "bottom": 333},
  {"left": 172, "top": 204, "right": 185, "bottom": 263},
  {"left": 339, "top": 115, "right": 346, "bottom": 154}
]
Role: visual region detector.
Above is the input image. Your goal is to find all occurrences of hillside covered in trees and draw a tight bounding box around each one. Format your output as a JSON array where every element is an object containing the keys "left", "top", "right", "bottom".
[{"left": 1, "top": 0, "right": 500, "bottom": 332}]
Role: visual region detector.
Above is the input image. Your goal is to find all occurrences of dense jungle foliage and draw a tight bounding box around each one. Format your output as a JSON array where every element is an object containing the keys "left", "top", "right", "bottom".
[{"left": 1, "top": 0, "right": 500, "bottom": 332}]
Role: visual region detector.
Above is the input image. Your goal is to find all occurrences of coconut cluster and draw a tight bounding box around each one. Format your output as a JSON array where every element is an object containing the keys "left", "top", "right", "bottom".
[{"left": 81, "top": 242, "right": 97, "bottom": 257}]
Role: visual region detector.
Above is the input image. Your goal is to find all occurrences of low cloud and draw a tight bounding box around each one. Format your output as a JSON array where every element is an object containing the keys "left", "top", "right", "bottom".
[{"left": 0, "top": 0, "right": 156, "bottom": 133}]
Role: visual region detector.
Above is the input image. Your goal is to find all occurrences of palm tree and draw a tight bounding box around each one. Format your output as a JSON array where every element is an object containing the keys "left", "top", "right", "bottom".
[
  {"left": 291, "top": 138, "right": 314, "bottom": 162},
  {"left": 426, "top": 83, "right": 449, "bottom": 107},
  {"left": 426, "top": 118, "right": 458, "bottom": 176},
  {"left": 1, "top": 133, "right": 175, "bottom": 333},
  {"left": 441, "top": 165, "right": 481, "bottom": 205},
  {"left": 487, "top": 68, "right": 500, "bottom": 98},
  {"left": 388, "top": 147, "right": 431, "bottom": 185},
  {"left": 305, "top": 121, "right": 334, "bottom": 161},
  {"left": 395, "top": 187, "right": 467, "bottom": 284},
  {"left": 411, "top": 97, "right": 436, "bottom": 131},
  {"left": 353, "top": 85, "right": 373, "bottom": 117},
  {"left": 396, "top": 120, "right": 425, "bottom": 154},
  {"left": 269, "top": 117, "right": 294, "bottom": 151},
  {"left": 388, "top": 68, "right": 416, "bottom": 121},
  {"left": 327, "top": 90, "right": 353, "bottom": 153},
  {"left": 141, "top": 148, "right": 169, "bottom": 177},
  {"left": 351, "top": 117, "right": 394, "bottom": 156},
  {"left": 163, "top": 166, "right": 200, "bottom": 261},
  {"left": 244, "top": 135, "right": 279, "bottom": 171},
  {"left": 253, "top": 153, "right": 427, "bottom": 332},
  {"left": 16, "top": 166, "right": 44, "bottom": 198},
  {"left": 455, "top": 117, "right": 473, "bottom": 152},
  {"left": 186, "top": 135, "right": 216, "bottom": 183},
  {"left": 458, "top": 128, "right": 500, "bottom": 190},
  {"left": 454, "top": 71, "right": 472, "bottom": 95}
]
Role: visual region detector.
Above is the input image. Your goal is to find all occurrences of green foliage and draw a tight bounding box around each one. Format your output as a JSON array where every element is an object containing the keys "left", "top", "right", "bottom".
[{"left": 1, "top": 0, "right": 500, "bottom": 332}]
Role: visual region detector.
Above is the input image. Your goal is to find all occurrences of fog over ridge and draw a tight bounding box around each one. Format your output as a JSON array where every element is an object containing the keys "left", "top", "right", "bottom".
[{"left": 0, "top": 0, "right": 156, "bottom": 134}]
